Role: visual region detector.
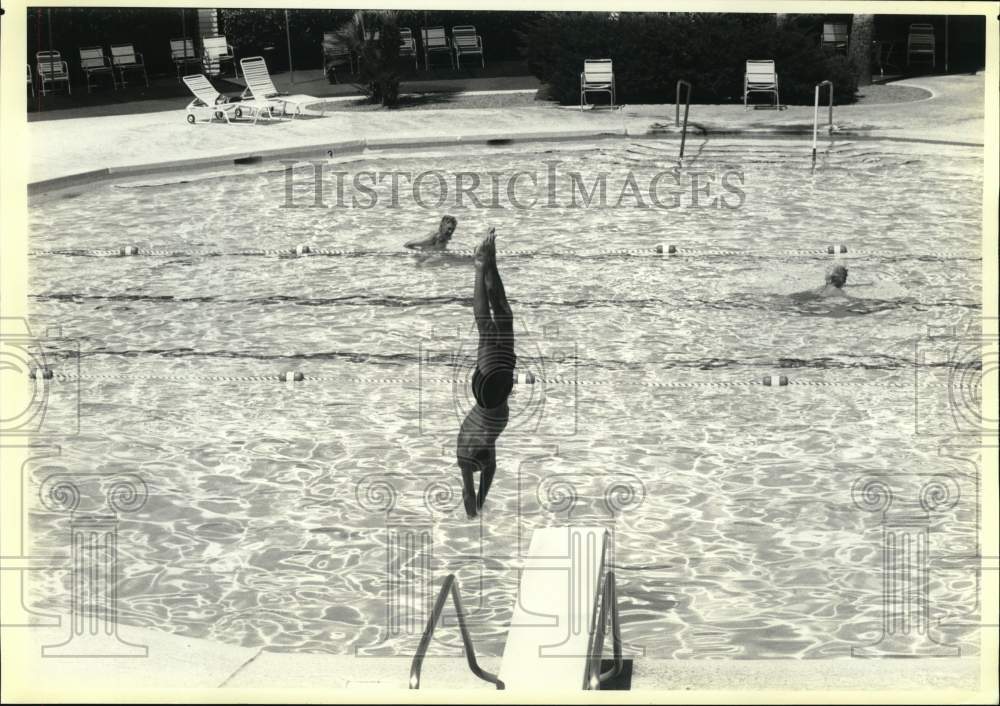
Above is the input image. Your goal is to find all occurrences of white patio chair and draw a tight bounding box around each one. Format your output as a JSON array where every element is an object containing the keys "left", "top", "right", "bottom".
[
  {"left": 36, "top": 51, "right": 71, "bottom": 96},
  {"left": 322, "top": 31, "right": 354, "bottom": 77},
  {"left": 821, "top": 23, "right": 849, "bottom": 53},
  {"left": 580, "top": 59, "right": 614, "bottom": 110},
  {"left": 27, "top": 64, "right": 35, "bottom": 97},
  {"left": 170, "top": 38, "right": 201, "bottom": 81},
  {"left": 182, "top": 74, "right": 269, "bottom": 124},
  {"left": 239, "top": 56, "right": 326, "bottom": 121},
  {"left": 452, "top": 25, "right": 484, "bottom": 68},
  {"left": 907, "top": 23, "right": 936, "bottom": 68},
  {"left": 110, "top": 44, "right": 148, "bottom": 88},
  {"left": 79, "top": 46, "right": 117, "bottom": 92},
  {"left": 421, "top": 27, "right": 453, "bottom": 70},
  {"left": 399, "top": 27, "right": 418, "bottom": 69},
  {"left": 203, "top": 35, "right": 238, "bottom": 77},
  {"left": 744, "top": 59, "right": 780, "bottom": 109}
]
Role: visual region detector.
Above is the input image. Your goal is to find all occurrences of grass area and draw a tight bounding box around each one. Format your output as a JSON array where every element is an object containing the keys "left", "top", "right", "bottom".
[{"left": 854, "top": 82, "right": 933, "bottom": 105}]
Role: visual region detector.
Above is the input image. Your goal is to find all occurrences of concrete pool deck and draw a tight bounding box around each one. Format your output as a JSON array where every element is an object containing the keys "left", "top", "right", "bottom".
[
  {"left": 24, "top": 73, "right": 985, "bottom": 187},
  {"left": 3, "top": 615, "right": 986, "bottom": 700}
]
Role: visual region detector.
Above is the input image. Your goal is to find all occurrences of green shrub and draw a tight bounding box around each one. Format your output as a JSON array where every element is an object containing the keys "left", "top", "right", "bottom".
[
  {"left": 521, "top": 12, "right": 860, "bottom": 106},
  {"left": 335, "top": 10, "right": 402, "bottom": 107}
]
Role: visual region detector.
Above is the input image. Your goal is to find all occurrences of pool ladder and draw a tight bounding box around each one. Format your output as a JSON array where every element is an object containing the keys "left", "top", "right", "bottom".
[
  {"left": 409, "top": 529, "right": 624, "bottom": 691},
  {"left": 675, "top": 79, "right": 692, "bottom": 161},
  {"left": 409, "top": 574, "right": 504, "bottom": 690},
  {"left": 812, "top": 80, "right": 834, "bottom": 168}
]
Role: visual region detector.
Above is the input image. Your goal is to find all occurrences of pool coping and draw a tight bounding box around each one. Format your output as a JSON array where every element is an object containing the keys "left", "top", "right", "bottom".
[
  {"left": 5, "top": 614, "right": 986, "bottom": 700},
  {"left": 26, "top": 125, "right": 985, "bottom": 196}
]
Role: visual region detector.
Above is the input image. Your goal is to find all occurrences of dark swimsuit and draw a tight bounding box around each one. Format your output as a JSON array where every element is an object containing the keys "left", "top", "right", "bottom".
[
  {"left": 457, "top": 324, "right": 516, "bottom": 473},
  {"left": 471, "top": 364, "right": 515, "bottom": 409}
]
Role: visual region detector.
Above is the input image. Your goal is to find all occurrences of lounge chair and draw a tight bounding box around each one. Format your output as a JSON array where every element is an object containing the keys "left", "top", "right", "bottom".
[
  {"left": 399, "top": 28, "right": 418, "bottom": 69},
  {"left": 907, "top": 23, "right": 935, "bottom": 68},
  {"left": 79, "top": 46, "right": 116, "bottom": 92},
  {"left": 182, "top": 74, "right": 269, "bottom": 124},
  {"left": 580, "top": 59, "right": 614, "bottom": 110},
  {"left": 421, "top": 27, "right": 453, "bottom": 70},
  {"left": 27, "top": 64, "right": 34, "bottom": 97},
  {"left": 170, "top": 38, "right": 201, "bottom": 81},
  {"left": 203, "top": 35, "right": 237, "bottom": 77},
  {"left": 744, "top": 59, "right": 780, "bottom": 109},
  {"left": 36, "top": 51, "right": 71, "bottom": 96},
  {"left": 821, "top": 23, "right": 849, "bottom": 53},
  {"left": 452, "top": 25, "right": 484, "bottom": 68},
  {"left": 322, "top": 31, "right": 353, "bottom": 78},
  {"left": 239, "top": 56, "right": 326, "bottom": 120},
  {"left": 110, "top": 44, "right": 148, "bottom": 88}
]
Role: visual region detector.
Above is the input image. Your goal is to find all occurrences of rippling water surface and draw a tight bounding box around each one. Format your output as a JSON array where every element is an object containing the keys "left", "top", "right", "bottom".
[{"left": 27, "top": 138, "right": 983, "bottom": 658}]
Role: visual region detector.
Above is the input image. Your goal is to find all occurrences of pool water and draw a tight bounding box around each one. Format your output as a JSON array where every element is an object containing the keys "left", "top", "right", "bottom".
[{"left": 27, "top": 138, "right": 983, "bottom": 659}]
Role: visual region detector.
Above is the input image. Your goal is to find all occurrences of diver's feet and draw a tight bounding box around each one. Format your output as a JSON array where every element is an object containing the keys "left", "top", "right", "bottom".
[{"left": 473, "top": 228, "right": 497, "bottom": 269}]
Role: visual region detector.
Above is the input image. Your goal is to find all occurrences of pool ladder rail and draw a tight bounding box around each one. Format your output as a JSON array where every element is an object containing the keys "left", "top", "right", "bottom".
[
  {"left": 675, "top": 79, "right": 692, "bottom": 161},
  {"left": 408, "top": 573, "right": 505, "bottom": 690},
  {"left": 409, "top": 528, "right": 624, "bottom": 691},
  {"left": 812, "top": 80, "right": 835, "bottom": 168}
]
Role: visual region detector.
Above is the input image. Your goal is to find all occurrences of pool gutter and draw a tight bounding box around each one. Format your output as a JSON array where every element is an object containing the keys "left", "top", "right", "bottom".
[{"left": 27, "top": 126, "right": 984, "bottom": 196}]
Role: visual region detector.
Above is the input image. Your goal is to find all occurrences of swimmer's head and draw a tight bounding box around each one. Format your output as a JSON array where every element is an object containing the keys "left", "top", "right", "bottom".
[
  {"left": 438, "top": 215, "right": 457, "bottom": 241},
  {"left": 826, "top": 265, "right": 848, "bottom": 288}
]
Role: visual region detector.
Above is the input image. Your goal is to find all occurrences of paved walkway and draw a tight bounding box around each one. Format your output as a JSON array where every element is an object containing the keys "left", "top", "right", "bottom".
[
  {"left": 3, "top": 616, "right": 984, "bottom": 699},
  {"left": 28, "top": 69, "right": 542, "bottom": 122},
  {"left": 26, "top": 74, "right": 984, "bottom": 184}
]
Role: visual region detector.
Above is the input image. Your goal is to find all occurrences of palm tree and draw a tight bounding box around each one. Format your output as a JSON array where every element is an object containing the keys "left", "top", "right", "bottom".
[
  {"left": 848, "top": 14, "right": 875, "bottom": 86},
  {"left": 335, "top": 10, "right": 402, "bottom": 107}
]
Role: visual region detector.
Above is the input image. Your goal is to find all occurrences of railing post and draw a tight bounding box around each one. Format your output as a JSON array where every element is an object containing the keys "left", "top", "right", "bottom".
[
  {"left": 812, "top": 80, "right": 833, "bottom": 167},
  {"left": 409, "top": 574, "right": 504, "bottom": 690},
  {"left": 584, "top": 571, "right": 623, "bottom": 690},
  {"left": 675, "top": 79, "right": 691, "bottom": 160}
]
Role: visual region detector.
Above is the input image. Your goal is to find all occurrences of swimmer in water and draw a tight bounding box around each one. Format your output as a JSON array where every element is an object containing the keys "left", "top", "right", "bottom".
[
  {"left": 456, "top": 228, "right": 516, "bottom": 519},
  {"left": 816, "top": 264, "right": 849, "bottom": 298},
  {"left": 404, "top": 215, "right": 457, "bottom": 252}
]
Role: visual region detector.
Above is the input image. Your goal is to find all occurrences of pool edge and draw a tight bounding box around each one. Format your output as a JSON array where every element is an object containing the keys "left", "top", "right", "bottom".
[
  {"left": 27, "top": 127, "right": 985, "bottom": 197},
  {"left": 6, "top": 615, "right": 985, "bottom": 697}
]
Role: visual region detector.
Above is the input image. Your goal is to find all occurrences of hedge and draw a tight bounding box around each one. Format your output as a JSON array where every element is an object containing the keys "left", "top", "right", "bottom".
[{"left": 520, "top": 12, "right": 859, "bottom": 105}]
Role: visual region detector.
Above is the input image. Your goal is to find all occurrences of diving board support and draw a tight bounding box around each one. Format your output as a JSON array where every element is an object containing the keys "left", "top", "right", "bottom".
[{"left": 409, "top": 574, "right": 504, "bottom": 690}]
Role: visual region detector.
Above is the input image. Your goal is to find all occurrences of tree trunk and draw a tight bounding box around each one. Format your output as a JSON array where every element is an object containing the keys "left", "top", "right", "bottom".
[{"left": 849, "top": 14, "right": 875, "bottom": 86}]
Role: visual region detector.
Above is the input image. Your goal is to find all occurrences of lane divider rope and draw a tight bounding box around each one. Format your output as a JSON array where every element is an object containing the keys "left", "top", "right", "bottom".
[
  {"left": 29, "top": 369, "right": 911, "bottom": 389},
  {"left": 26, "top": 245, "right": 980, "bottom": 260}
]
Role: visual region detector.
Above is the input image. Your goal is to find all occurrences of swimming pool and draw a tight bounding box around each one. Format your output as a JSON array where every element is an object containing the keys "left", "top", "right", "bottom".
[{"left": 27, "top": 137, "right": 983, "bottom": 659}]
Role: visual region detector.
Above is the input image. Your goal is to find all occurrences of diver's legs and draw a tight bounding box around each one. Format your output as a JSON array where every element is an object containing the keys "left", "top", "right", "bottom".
[
  {"left": 472, "top": 246, "right": 491, "bottom": 335},
  {"left": 477, "top": 462, "right": 495, "bottom": 511},
  {"left": 461, "top": 465, "right": 477, "bottom": 518},
  {"left": 484, "top": 260, "right": 513, "bottom": 328}
]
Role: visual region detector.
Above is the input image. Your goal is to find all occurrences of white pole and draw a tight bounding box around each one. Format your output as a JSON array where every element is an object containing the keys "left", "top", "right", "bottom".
[{"left": 812, "top": 84, "right": 819, "bottom": 166}]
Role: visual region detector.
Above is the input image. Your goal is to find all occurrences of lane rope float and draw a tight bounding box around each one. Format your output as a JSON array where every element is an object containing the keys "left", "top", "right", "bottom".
[{"left": 26, "top": 244, "right": 980, "bottom": 260}]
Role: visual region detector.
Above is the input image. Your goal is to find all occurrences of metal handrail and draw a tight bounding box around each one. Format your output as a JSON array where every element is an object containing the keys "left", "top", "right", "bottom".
[
  {"left": 675, "top": 79, "right": 692, "bottom": 160},
  {"left": 583, "top": 530, "right": 622, "bottom": 690},
  {"left": 584, "top": 569, "right": 623, "bottom": 689},
  {"left": 812, "top": 80, "right": 834, "bottom": 167},
  {"left": 409, "top": 574, "right": 504, "bottom": 690}
]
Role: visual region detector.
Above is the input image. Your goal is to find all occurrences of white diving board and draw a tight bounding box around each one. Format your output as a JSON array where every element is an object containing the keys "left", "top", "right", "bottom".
[{"left": 499, "top": 526, "right": 609, "bottom": 690}]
